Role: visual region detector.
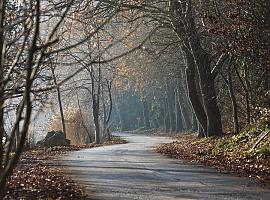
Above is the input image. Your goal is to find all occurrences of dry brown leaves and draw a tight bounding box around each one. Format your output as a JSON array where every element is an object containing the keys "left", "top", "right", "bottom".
[
  {"left": 4, "top": 136, "right": 127, "bottom": 199},
  {"left": 5, "top": 163, "right": 86, "bottom": 200},
  {"left": 156, "top": 132, "right": 270, "bottom": 185}
]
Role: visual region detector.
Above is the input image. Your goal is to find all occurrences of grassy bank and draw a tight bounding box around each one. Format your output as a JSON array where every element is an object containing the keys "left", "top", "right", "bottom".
[{"left": 156, "top": 128, "right": 270, "bottom": 185}]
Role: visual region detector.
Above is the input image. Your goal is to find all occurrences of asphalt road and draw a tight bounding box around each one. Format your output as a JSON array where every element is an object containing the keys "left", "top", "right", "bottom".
[{"left": 61, "top": 132, "right": 270, "bottom": 200}]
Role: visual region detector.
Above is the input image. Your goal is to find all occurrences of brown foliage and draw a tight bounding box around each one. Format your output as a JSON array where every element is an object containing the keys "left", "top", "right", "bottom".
[
  {"left": 49, "top": 106, "right": 93, "bottom": 145},
  {"left": 156, "top": 131, "right": 270, "bottom": 185},
  {"left": 4, "top": 136, "right": 127, "bottom": 199}
]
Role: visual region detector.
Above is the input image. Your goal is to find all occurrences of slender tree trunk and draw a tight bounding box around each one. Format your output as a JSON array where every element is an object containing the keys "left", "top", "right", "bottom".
[
  {"left": 0, "top": 0, "right": 38, "bottom": 194},
  {"left": 244, "top": 66, "right": 251, "bottom": 124},
  {"left": 75, "top": 89, "right": 92, "bottom": 143},
  {"left": 198, "top": 124, "right": 204, "bottom": 138},
  {"left": 228, "top": 78, "right": 239, "bottom": 134},
  {"left": 164, "top": 98, "right": 170, "bottom": 133},
  {"left": 93, "top": 95, "right": 100, "bottom": 144},
  {"left": 234, "top": 65, "right": 251, "bottom": 125},
  {"left": 178, "top": 79, "right": 192, "bottom": 130},
  {"left": 220, "top": 60, "right": 239, "bottom": 133},
  {"left": 90, "top": 65, "right": 101, "bottom": 144},
  {"left": 103, "top": 102, "right": 107, "bottom": 130},
  {"left": 192, "top": 112, "right": 198, "bottom": 131},
  {"left": 118, "top": 95, "right": 130, "bottom": 131},
  {"left": 105, "top": 80, "right": 113, "bottom": 140},
  {"left": 166, "top": 81, "right": 176, "bottom": 132},
  {"left": 119, "top": 108, "right": 128, "bottom": 131},
  {"left": 119, "top": 107, "right": 126, "bottom": 131},
  {"left": 175, "top": 89, "right": 183, "bottom": 132},
  {"left": 159, "top": 99, "right": 165, "bottom": 129},
  {"left": 15, "top": 108, "right": 20, "bottom": 150},
  {"left": 227, "top": 64, "right": 239, "bottom": 134},
  {"left": 92, "top": 33, "right": 102, "bottom": 144},
  {"left": 142, "top": 100, "right": 150, "bottom": 129},
  {"left": 51, "top": 66, "right": 66, "bottom": 139},
  {"left": 102, "top": 85, "right": 107, "bottom": 138},
  {"left": 56, "top": 86, "right": 66, "bottom": 138}
]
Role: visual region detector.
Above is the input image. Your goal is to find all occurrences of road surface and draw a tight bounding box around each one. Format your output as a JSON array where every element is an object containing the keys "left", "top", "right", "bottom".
[{"left": 61, "top": 132, "right": 270, "bottom": 200}]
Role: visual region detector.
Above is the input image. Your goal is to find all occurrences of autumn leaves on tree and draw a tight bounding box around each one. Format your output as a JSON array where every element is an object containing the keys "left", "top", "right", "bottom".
[
  {"left": 0, "top": 0, "right": 269, "bottom": 198},
  {"left": 111, "top": 0, "right": 269, "bottom": 137}
]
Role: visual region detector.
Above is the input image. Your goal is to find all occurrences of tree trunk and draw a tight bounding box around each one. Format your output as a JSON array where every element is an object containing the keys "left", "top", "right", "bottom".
[
  {"left": 170, "top": 0, "right": 223, "bottom": 137},
  {"left": 142, "top": 100, "right": 151, "bottom": 129},
  {"left": 105, "top": 80, "right": 113, "bottom": 140},
  {"left": 119, "top": 100, "right": 129, "bottom": 131},
  {"left": 51, "top": 66, "right": 66, "bottom": 139},
  {"left": 164, "top": 98, "right": 170, "bottom": 133},
  {"left": 192, "top": 112, "right": 198, "bottom": 131},
  {"left": 244, "top": 66, "right": 251, "bottom": 124},
  {"left": 90, "top": 66, "right": 101, "bottom": 144},
  {"left": 183, "top": 45, "right": 207, "bottom": 137},
  {"left": 228, "top": 79, "right": 239, "bottom": 134},
  {"left": 93, "top": 95, "right": 100, "bottom": 144},
  {"left": 175, "top": 89, "right": 184, "bottom": 132},
  {"left": 178, "top": 78, "right": 192, "bottom": 130},
  {"left": 227, "top": 64, "right": 239, "bottom": 134},
  {"left": 75, "top": 89, "right": 92, "bottom": 143},
  {"left": 198, "top": 124, "right": 205, "bottom": 138},
  {"left": 166, "top": 82, "right": 176, "bottom": 132},
  {"left": 0, "top": 1, "right": 5, "bottom": 191},
  {"left": 188, "top": 33, "right": 223, "bottom": 137},
  {"left": 234, "top": 65, "right": 251, "bottom": 125},
  {"left": 93, "top": 32, "right": 101, "bottom": 144}
]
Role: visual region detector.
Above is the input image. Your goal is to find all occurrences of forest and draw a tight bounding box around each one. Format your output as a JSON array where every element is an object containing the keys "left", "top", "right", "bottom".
[{"left": 0, "top": 0, "right": 269, "bottom": 199}]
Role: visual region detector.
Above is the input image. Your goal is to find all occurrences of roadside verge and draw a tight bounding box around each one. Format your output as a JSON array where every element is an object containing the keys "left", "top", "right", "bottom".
[
  {"left": 155, "top": 130, "right": 270, "bottom": 187},
  {"left": 4, "top": 136, "right": 127, "bottom": 199}
]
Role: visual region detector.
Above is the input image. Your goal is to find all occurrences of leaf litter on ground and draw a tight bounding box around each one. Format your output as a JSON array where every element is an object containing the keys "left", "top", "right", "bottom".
[
  {"left": 4, "top": 136, "right": 127, "bottom": 199},
  {"left": 155, "top": 129, "right": 270, "bottom": 187}
]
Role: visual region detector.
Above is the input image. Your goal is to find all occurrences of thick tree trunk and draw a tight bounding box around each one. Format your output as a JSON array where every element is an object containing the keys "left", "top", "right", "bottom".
[
  {"left": 170, "top": 0, "right": 223, "bottom": 137},
  {"left": 188, "top": 33, "right": 223, "bottom": 137},
  {"left": 183, "top": 46, "right": 207, "bottom": 136},
  {"left": 196, "top": 54, "right": 223, "bottom": 137}
]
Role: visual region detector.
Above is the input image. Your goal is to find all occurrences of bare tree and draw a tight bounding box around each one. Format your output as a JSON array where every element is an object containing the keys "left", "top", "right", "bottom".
[{"left": 0, "top": 0, "right": 86, "bottom": 196}]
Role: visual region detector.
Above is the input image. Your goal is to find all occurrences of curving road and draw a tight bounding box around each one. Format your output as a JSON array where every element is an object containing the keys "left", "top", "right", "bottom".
[{"left": 61, "top": 132, "right": 270, "bottom": 200}]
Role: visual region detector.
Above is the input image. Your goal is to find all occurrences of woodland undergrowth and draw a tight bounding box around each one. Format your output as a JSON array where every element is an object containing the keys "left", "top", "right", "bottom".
[
  {"left": 4, "top": 136, "right": 127, "bottom": 199},
  {"left": 156, "top": 128, "right": 270, "bottom": 185}
]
